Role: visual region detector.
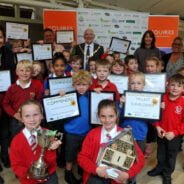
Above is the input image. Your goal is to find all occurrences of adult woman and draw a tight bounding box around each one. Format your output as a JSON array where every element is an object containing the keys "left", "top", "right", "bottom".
[
  {"left": 162, "top": 37, "right": 184, "bottom": 78},
  {"left": 134, "top": 30, "right": 161, "bottom": 72}
]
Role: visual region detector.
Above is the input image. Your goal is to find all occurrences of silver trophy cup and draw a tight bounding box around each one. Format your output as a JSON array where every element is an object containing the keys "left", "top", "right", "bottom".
[{"left": 28, "top": 129, "right": 63, "bottom": 180}]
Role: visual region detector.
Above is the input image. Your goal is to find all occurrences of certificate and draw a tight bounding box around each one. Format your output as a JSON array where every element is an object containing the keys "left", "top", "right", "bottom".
[
  {"left": 49, "top": 77, "right": 75, "bottom": 95},
  {"left": 124, "top": 91, "right": 162, "bottom": 120},
  {"left": 6, "top": 22, "right": 29, "bottom": 40},
  {"left": 0, "top": 70, "right": 11, "bottom": 92},
  {"left": 144, "top": 73, "right": 166, "bottom": 93},
  {"left": 97, "top": 128, "right": 136, "bottom": 175},
  {"left": 16, "top": 52, "right": 33, "bottom": 63},
  {"left": 43, "top": 92, "right": 80, "bottom": 122},
  {"left": 109, "top": 37, "right": 131, "bottom": 54},
  {"left": 108, "top": 75, "right": 128, "bottom": 94},
  {"left": 32, "top": 44, "right": 52, "bottom": 61},
  {"left": 90, "top": 91, "right": 115, "bottom": 125},
  {"left": 56, "top": 30, "right": 74, "bottom": 43}
]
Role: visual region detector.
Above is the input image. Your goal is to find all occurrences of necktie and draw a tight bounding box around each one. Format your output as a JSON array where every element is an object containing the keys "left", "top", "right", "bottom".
[
  {"left": 106, "top": 133, "right": 112, "bottom": 141},
  {"left": 86, "top": 45, "right": 90, "bottom": 57},
  {"left": 30, "top": 135, "right": 37, "bottom": 154}
]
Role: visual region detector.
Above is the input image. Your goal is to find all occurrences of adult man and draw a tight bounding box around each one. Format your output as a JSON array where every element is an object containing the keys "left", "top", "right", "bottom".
[{"left": 72, "top": 28, "right": 104, "bottom": 68}]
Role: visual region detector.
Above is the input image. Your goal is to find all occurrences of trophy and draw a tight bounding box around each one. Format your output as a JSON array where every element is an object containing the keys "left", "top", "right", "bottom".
[{"left": 28, "top": 129, "right": 63, "bottom": 180}]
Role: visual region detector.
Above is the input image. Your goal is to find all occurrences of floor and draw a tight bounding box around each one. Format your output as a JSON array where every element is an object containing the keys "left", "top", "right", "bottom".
[{"left": 1, "top": 144, "right": 184, "bottom": 184}]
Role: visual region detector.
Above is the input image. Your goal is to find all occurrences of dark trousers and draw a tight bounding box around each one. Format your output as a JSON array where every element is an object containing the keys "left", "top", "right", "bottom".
[
  {"left": 87, "top": 175, "right": 111, "bottom": 184},
  {"left": 44, "top": 172, "right": 58, "bottom": 184},
  {"left": 157, "top": 136, "right": 182, "bottom": 178},
  {"left": 10, "top": 118, "right": 24, "bottom": 140},
  {"left": 146, "top": 123, "right": 157, "bottom": 143}
]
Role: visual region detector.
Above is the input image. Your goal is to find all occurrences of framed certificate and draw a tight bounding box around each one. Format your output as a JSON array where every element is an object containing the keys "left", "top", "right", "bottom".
[
  {"left": 108, "top": 75, "right": 128, "bottom": 94},
  {"left": 56, "top": 30, "right": 74, "bottom": 44},
  {"left": 6, "top": 22, "right": 29, "bottom": 40},
  {"left": 32, "top": 44, "right": 52, "bottom": 61},
  {"left": 124, "top": 91, "right": 162, "bottom": 120},
  {"left": 16, "top": 52, "right": 33, "bottom": 63},
  {"left": 97, "top": 128, "right": 136, "bottom": 176},
  {"left": 89, "top": 91, "right": 115, "bottom": 125},
  {"left": 48, "top": 77, "right": 75, "bottom": 95},
  {"left": 109, "top": 37, "right": 131, "bottom": 54},
  {"left": 43, "top": 92, "right": 80, "bottom": 123},
  {"left": 0, "top": 70, "right": 11, "bottom": 92},
  {"left": 144, "top": 73, "right": 166, "bottom": 93}
]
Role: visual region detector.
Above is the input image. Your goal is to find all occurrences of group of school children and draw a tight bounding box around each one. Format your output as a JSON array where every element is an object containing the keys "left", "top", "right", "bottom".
[{"left": 0, "top": 24, "right": 184, "bottom": 184}]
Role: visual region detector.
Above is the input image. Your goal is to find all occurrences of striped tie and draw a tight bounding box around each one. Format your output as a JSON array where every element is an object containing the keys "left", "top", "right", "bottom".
[
  {"left": 106, "top": 133, "right": 112, "bottom": 141},
  {"left": 30, "top": 135, "right": 37, "bottom": 154}
]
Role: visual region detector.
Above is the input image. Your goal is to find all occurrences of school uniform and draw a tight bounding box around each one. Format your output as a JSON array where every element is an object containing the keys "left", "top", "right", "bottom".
[
  {"left": 78, "top": 126, "right": 144, "bottom": 184},
  {"left": 10, "top": 127, "right": 58, "bottom": 184},
  {"left": 89, "top": 79, "right": 120, "bottom": 101}
]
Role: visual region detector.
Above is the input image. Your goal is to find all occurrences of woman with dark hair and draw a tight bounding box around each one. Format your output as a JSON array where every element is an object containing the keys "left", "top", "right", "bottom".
[
  {"left": 162, "top": 36, "right": 184, "bottom": 78},
  {"left": 134, "top": 30, "right": 161, "bottom": 72}
]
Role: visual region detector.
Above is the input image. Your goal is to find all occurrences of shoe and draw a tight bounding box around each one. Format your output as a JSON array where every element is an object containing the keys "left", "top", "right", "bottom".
[
  {"left": 64, "top": 170, "right": 78, "bottom": 184},
  {"left": 0, "top": 176, "right": 4, "bottom": 184},
  {"left": 1, "top": 157, "right": 10, "bottom": 168},
  {"left": 0, "top": 164, "right": 3, "bottom": 172},
  {"left": 147, "top": 167, "right": 163, "bottom": 177}
]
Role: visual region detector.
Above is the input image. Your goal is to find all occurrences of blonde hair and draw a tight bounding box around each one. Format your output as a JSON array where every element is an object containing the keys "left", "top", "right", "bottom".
[
  {"left": 72, "top": 70, "right": 92, "bottom": 85},
  {"left": 128, "top": 72, "right": 145, "bottom": 85},
  {"left": 95, "top": 59, "right": 111, "bottom": 70},
  {"left": 16, "top": 60, "right": 33, "bottom": 72},
  {"left": 145, "top": 56, "right": 160, "bottom": 67}
]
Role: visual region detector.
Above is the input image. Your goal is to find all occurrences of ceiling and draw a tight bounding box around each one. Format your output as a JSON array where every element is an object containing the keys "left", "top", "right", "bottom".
[{"left": 0, "top": 0, "right": 184, "bottom": 19}]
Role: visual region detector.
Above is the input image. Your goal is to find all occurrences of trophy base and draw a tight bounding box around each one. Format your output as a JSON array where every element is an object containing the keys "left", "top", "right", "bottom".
[{"left": 27, "top": 169, "right": 49, "bottom": 180}]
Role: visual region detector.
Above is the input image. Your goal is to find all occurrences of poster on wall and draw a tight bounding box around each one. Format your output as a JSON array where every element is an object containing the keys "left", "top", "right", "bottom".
[
  {"left": 148, "top": 15, "right": 179, "bottom": 48},
  {"left": 77, "top": 8, "right": 149, "bottom": 54}
]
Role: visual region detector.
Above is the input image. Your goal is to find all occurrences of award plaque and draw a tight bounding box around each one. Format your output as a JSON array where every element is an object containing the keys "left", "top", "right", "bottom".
[{"left": 97, "top": 128, "right": 136, "bottom": 178}]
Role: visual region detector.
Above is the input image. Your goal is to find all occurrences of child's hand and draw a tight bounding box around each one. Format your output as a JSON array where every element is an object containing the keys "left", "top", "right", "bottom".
[
  {"left": 120, "top": 95, "right": 126, "bottom": 104},
  {"left": 44, "top": 89, "right": 50, "bottom": 96},
  {"left": 156, "top": 126, "right": 165, "bottom": 138},
  {"left": 114, "top": 170, "right": 129, "bottom": 184},
  {"left": 161, "top": 102, "right": 165, "bottom": 109},
  {"left": 94, "top": 88, "right": 102, "bottom": 93},
  {"left": 37, "top": 40, "right": 44, "bottom": 44},
  {"left": 14, "top": 112, "right": 21, "bottom": 122},
  {"left": 20, "top": 48, "right": 32, "bottom": 53},
  {"left": 105, "top": 48, "right": 110, "bottom": 53},
  {"left": 48, "top": 139, "right": 62, "bottom": 150},
  {"left": 96, "top": 166, "right": 109, "bottom": 178},
  {"left": 59, "top": 91, "right": 66, "bottom": 96},
  {"left": 165, "top": 132, "right": 175, "bottom": 140}
]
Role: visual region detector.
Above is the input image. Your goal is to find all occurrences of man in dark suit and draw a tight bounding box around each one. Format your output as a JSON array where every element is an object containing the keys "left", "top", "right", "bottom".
[{"left": 72, "top": 28, "right": 104, "bottom": 68}]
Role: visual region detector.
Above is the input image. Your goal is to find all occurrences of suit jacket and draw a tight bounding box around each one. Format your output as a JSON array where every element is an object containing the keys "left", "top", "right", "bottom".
[{"left": 72, "top": 42, "right": 104, "bottom": 60}]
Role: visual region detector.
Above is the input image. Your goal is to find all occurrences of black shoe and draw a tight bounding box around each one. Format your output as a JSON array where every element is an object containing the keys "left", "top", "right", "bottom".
[
  {"left": 0, "top": 176, "right": 4, "bottom": 184},
  {"left": 64, "top": 170, "right": 78, "bottom": 184},
  {"left": 1, "top": 157, "right": 10, "bottom": 168},
  {"left": 147, "top": 167, "right": 163, "bottom": 177},
  {"left": 0, "top": 164, "right": 3, "bottom": 172}
]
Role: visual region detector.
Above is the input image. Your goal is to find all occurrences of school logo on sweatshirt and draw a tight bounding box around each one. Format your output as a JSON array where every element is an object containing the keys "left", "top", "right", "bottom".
[{"left": 175, "top": 106, "right": 182, "bottom": 114}]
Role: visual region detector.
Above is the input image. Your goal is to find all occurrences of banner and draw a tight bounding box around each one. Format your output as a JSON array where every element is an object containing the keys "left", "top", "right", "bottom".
[
  {"left": 43, "top": 10, "right": 77, "bottom": 40},
  {"left": 148, "top": 15, "right": 179, "bottom": 48},
  {"left": 77, "top": 8, "right": 149, "bottom": 54}
]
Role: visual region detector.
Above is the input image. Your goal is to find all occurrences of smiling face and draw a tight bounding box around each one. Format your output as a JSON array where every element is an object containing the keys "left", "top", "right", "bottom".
[
  {"left": 172, "top": 38, "right": 183, "bottom": 53},
  {"left": 98, "top": 107, "right": 118, "bottom": 132},
  {"left": 168, "top": 81, "right": 184, "bottom": 98},
  {"left": 111, "top": 63, "right": 124, "bottom": 75},
  {"left": 129, "top": 76, "right": 145, "bottom": 91},
  {"left": 144, "top": 33, "right": 153, "bottom": 48},
  {"left": 84, "top": 29, "right": 95, "bottom": 44},
  {"left": 127, "top": 59, "right": 138, "bottom": 72},
  {"left": 21, "top": 104, "right": 43, "bottom": 131},
  {"left": 145, "top": 60, "right": 158, "bottom": 74},
  {"left": 53, "top": 59, "right": 66, "bottom": 77},
  {"left": 16, "top": 65, "right": 32, "bottom": 83},
  {"left": 96, "top": 66, "right": 109, "bottom": 82}
]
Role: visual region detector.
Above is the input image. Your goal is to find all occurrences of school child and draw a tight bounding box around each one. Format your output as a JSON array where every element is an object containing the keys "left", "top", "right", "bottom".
[
  {"left": 78, "top": 99, "right": 144, "bottom": 184},
  {"left": 111, "top": 60, "right": 126, "bottom": 75},
  {"left": 89, "top": 59, "right": 120, "bottom": 101},
  {"left": 64, "top": 70, "right": 92, "bottom": 184},
  {"left": 145, "top": 56, "right": 161, "bottom": 158},
  {"left": 3, "top": 60, "right": 43, "bottom": 138},
  {"left": 121, "top": 72, "right": 148, "bottom": 152},
  {"left": 147, "top": 74, "right": 184, "bottom": 184},
  {"left": 113, "top": 52, "right": 121, "bottom": 61},
  {"left": 88, "top": 57, "right": 96, "bottom": 78},
  {"left": 124, "top": 55, "right": 139, "bottom": 75},
  {"left": 10, "top": 100, "right": 61, "bottom": 184},
  {"left": 70, "top": 55, "right": 82, "bottom": 75},
  {"left": 145, "top": 56, "right": 160, "bottom": 74},
  {"left": 44, "top": 52, "right": 70, "bottom": 96},
  {"left": 32, "top": 61, "right": 45, "bottom": 82}
]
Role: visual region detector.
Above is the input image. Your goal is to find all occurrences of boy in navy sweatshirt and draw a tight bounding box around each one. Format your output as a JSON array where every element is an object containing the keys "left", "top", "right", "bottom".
[{"left": 63, "top": 70, "right": 92, "bottom": 184}]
